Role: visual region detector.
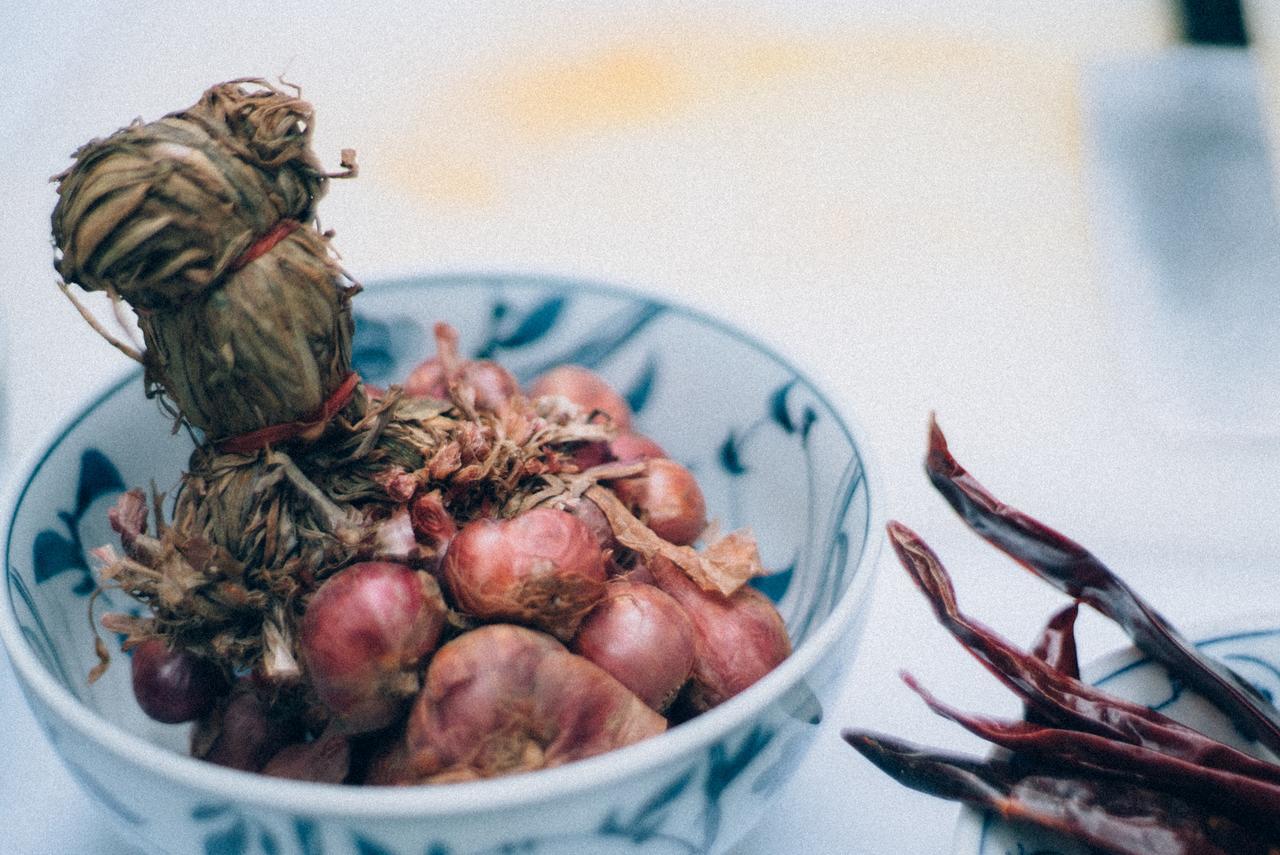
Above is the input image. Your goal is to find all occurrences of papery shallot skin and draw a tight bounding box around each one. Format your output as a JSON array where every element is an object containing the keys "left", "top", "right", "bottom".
[
  {"left": 529, "top": 364, "right": 633, "bottom": 431},
  {"left": 572, "top": 580, "right": 695, "bottom": 710},
  {"left": 403, "top": 322, "right": 518, "bottom": 411},
  {"left": 649, "top": 556, "right": 790, "bottom": 711},
  {"left": 300, "top": 561, "right": 447, "bottom": 733},
  {"left": 609, "top": 458, "right": 707, "bottom": 546},
  {"left": 371, "top": 624, "right": 666, "bottom": 784},
  {"left": 442, "top": 508, "right": 607, "bottom": 640}
]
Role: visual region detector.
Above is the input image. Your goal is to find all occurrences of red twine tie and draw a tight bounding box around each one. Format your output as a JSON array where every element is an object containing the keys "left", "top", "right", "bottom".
[
  {"left": 216, "top": 372, "right": 361, "bottom": 454},
  {"left": 206, "top": 219, "right": 358, "bottom": 453},
  {"left": 230, "top": 220, "right": 302, "bottom": 272}
]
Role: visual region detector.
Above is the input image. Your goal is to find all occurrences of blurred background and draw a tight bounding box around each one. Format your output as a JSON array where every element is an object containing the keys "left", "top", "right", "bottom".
[
  {"left": 3, "top": 1, "right": 1280, "bottom": 852},
  {"left": 6, "top": 0, "right": 1279, "bottom": 586}
]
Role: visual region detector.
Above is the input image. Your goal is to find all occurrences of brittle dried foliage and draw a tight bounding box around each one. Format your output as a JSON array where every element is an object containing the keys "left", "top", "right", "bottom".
[
  {"left": 52, "top": 78, "right": 360, "bottom": 439},
  {"left": 93, "top": 387, "right": 616, "bottom": 677},
  {"left": 59, "top": 79, "right": 773, "bottom": 697}
]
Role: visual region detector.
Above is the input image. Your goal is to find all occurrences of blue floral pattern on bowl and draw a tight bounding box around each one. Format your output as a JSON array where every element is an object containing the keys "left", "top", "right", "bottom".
[
  {"left": 2, "top": 274, "right": 881, "bottom": 855},
  {"left": 952, "top": 620, "right": 1280, "bottom": 855}
]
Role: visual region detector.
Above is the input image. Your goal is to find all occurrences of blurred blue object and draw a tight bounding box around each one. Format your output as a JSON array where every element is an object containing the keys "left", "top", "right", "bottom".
[
  {"left": 1085, "top": 46, "right": 1280, "bottom": 436},
  {"left": 1178, "top": 0, "right": 1247, "bottom": 45}
]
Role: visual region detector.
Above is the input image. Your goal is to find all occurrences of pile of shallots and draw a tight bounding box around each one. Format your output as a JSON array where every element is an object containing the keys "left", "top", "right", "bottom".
[{"left": 124, "top": 337, "right": 791, "bottom": 786}]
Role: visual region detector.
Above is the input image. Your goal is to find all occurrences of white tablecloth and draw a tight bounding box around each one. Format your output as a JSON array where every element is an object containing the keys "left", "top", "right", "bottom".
[{"left": 4, "top": 4, "right": 1279, "bottom": 853}]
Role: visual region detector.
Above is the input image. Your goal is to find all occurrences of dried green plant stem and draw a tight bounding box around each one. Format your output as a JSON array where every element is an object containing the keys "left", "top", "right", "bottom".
[
  {"left": 52, "top": 78, "right": 360, "bottom": 440},
  {"left": 52, "top": 79, "right": 333, "bottom": 309},
  {"left": 137, "top": 227, "right": 358, "bottom": 438}
]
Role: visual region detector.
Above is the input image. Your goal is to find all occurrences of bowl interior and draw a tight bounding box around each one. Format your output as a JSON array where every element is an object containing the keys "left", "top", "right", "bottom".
[{"left": 4, "top": 273, "right": 874, "bottom": 774}]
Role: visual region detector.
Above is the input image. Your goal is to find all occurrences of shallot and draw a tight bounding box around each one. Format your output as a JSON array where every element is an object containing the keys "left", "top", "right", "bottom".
[
  {"left": 130, "top": 638, "right": 227, "bottom": 724},
  {"left": 300, "top": 561, "right": 447, "bottom": 733},
  {"left": 370, "top": 624, "right": 665, "bottom": 784},
  {"left": 192, "top": 682, "right": 301, "bottom": 773},
  {"left": 442, "top": 507, "right": 606, "bottom": 639},
  {"left": 404, "top": 322, "right": 517, "bottom": 411},
  {"left": 562, "top": 495, "right": 615, "bottom": 552},
  {"left": 529, "top": 364, "right": 632, "bottom": 431},
  {"left": 649, "top": 555, "right": 791, "bottom": 711},
  {"left": 261, "top": 727, "right": 352, "bottom": 784},
  {"left": 572, "top": 579, "right": 695, "bottom": 710},
  {"left": 608, "top": 433, "right": 666, "bottom": 463},
  {"left": 609, "top": 458, "right": 707, "bottom": 546}
]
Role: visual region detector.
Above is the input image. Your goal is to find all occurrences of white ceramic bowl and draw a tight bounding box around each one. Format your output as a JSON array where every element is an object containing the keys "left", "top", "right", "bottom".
[{"left": 1, "top": 273, "right": 883, "bottom": 855}]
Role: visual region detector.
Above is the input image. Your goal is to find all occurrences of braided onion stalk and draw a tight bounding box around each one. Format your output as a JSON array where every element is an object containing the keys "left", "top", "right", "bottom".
[{"left": 56, "top": 80, "right": 787, "bottom": 782}]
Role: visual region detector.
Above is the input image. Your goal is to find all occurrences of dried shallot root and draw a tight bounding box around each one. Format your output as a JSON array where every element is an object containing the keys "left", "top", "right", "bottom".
[
  {"left": 52, "top": 79, "right": 796, "bottom": 785},
  {"left": 843, "top": 421, "right": 1280, "bottom": 852}
]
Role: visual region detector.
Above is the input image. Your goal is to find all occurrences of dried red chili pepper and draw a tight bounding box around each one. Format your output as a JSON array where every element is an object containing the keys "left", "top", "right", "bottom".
[
  {"left": 843, "top": 731, "right": 1280, "bottom": 855},
  {"left": 1031, "top": 602, "right": 1080, "bottom": 679},
  {"left": 924, "top": 416, "right": 1280, "bottom": 752},
  {"left": 886, "top": 522, "right": 1280, "bottom": 780},
  {"left": 847, "top": 420, "right": 1280, "bottom": 854},
  {"left": 900, "top": 673, "right": 1280, "bottom": 836},
  {"left": 1026, "top": 602, "right": 1080, "bottom": 726}
]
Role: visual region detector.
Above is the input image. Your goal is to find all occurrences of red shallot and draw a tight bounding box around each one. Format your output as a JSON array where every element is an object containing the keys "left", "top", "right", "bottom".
[
  {"left": 442, "top": 507, "right": 606, "bottom": 640},
  {"left": 529, "top": 364, "right": 632, "bottom": 431},
  {"left": 404, "top": 322, "right": 518, "bottom": 412},
  {"left": 300, "top": 561, "right": 447, "bottom": 733},
  {"left": 130, "top": 638, "right": 227, "bottom": 724},
  {"left": 371, "top": 624, "right": 665, "bottom": 784},
  {"left": 608, "top": 432, "right": 666, "bottom": 463},
  {"left": 648, "top": 556, "right": 791, "bottom": 711},
  {"left": 261, "top": 727, "right": 352, "bottom": 784},
  {"left": 572, "top": 579, "right": 696, "bottom": 710},
  {"left": 192, "top": 682, "right": 301, "bottom": 773},
  {"left": 609, "top": 458, "right": 707, "bottom": 546}
]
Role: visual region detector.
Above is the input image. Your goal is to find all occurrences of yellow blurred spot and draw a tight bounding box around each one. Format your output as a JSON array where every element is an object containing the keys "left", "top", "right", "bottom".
[
  {"left": 497, "top": 45, "right": 695, "bottom": 139},
  {"left": 728, "top": 38, "right": 833, "bottom": 82},
  {"left": 397, "top": 157, "right": 501, "bottom": 208},
  {"left": 384, "top": 24, "right": 1122, "bottom": 211}
]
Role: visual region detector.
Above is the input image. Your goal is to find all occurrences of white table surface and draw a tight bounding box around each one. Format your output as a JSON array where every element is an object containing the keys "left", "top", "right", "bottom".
[{"left": 4, "top": 3, "right": 1280, "bottom": 854}]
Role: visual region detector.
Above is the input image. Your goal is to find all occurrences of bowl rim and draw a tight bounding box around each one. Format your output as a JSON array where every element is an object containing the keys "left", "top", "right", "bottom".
[{"left": 0, "top": 271, "right": 885, "bottom": 818}]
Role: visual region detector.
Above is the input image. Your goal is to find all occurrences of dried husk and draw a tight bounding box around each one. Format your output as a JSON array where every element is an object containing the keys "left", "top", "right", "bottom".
[
  {"left": 51, "top": 78, "right": 358, "bottom": 439},
  {"left": 52, "top": 78, "right": 334, "bottom": 309},
  {"left": 585, "top": 485, "right": 767, "bottom": 596},
  {"left": 93, "top": 388, "right": 617, "bottom": 674},
  {"left": 136, "top": 227, "right": 357, "bottom": 439}
]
